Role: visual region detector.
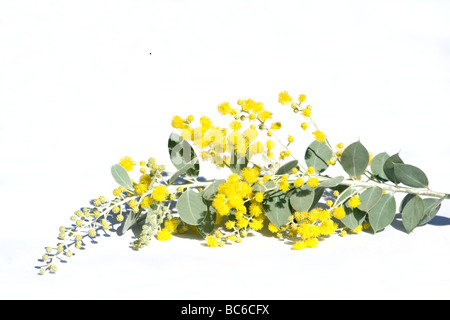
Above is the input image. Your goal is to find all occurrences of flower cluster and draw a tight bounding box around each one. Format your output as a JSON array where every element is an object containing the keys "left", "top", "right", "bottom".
[{"left": 37, "top": 91, "right": 449, "bottom": 275}]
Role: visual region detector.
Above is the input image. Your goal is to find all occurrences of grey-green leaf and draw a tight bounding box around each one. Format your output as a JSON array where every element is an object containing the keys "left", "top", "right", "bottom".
[
  {"left": 393, "top": 163, "right": 429, "bottom": 188},
  {"left": 401, "top": 195, "right": 425, "bottom": 233},
  {"left": 275, "top": 160, "right": 298, "bottom": 175},
  {"left": 230, "top": 144, "right": 249, "bottom": 174},
  {"left": 320, "top": 176, "right": 344, "bottom": 188},
  {"left": 358, "top": 187, "right": 383, "bottom": 212},
  {"left": 263, "top": 190, "right": 292, "bottom": 229},
  {"left": 341, "top": 205, "right": 367, "bottom": 230},
  {"left": 197, "top": 205, "right": 217, "bottom": 238},
  {"left": 168, "top": 133, "right": 200, "bottom": 178},
  {"left": 176, "top": 189, "right": 208, "bottom": 226},
  {"left": 383, "top": 153, "right": 404, "bottom": 184},
  {"left": 371, "top": 152, "right": 390, "bottom": 181},
  {"left": 334, "top": 186, "right": 357, "bottom": 207},
  {"left": 202, "top": 179, "right": 226, "bottom": 201},
  {"left": 340, "top": 141, "right": 370, "bottom": 177},
  {"left": 111, "top": 164, "right": 134, "bottom": 190},
  {"left": 304, "top": 140, "right": 333, "bottom": 173},
  {"left": 290, "top": 188, "right": 315, "bottom": 213},
  {"left": 368, "top": 194, "right": 396, "bottom": 233},
  {"left": 419, "top": 197, "right": 443, "bottom": 226}
]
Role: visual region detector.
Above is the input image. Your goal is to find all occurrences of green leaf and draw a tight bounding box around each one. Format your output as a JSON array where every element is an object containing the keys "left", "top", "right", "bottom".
[
  {"left": 368, "top": 194, "right": 396, "bottom": 233},
  {"left": 252, "top": 180, "right": 276, "bottom": 193},
  {"left": 197, "top": 205, "right": 217, "bottom": 238},
  {"left": 168, "top": 133, "right": 199, "bottom": 178},
  {"left": 399, "top": 194, "right": 415, "bottom": 213},
  {"left": 401, "top": 195, "right": 425, "bottom": 233},
  {"left": 393, "top": 163, "right": 429, "bottom": 188},
  {"left": 319, "top": 176, "right": 344, "bottom": 188},
  {"left": 275, "top": 160, "right": 298, "bottom": 175},
  {"left": 230, "top": 144, "right": 249, "bottom": 174},
  {"left": 111, "top": 164, "right": 134, "bottom": 190},
  {"left": 358, "top": 187, "right": 383, "bottom": 212},
  {"left": 383, "top": 153, "right": 404, "bottom": 184},
  {"left": 341, "top": 205, "right": 367, "bottom": 230},
  {"left": 309, "top": 186, "right": 325, "bottom": 210},
  {"left": 176, "top": 189, "right": 208, "bottom": 226},
  {"left": 262, "top": 190, "right": 292, "bottom": 229},
  {"left": 289, "top": 187, "right": 315, "bottom": 213},
  {"left": 168, "top": 158, "right": 200, "bottom": 184},
  {"left": 304, "top": 140, "right": 333, "bottom": 173},
  {"left": 370, "top": 152, "right": 390, "bottom": 181},
  {"left": 334, "top": 186, "right": 357, "bottom": 207},
  {"left": 419, "top": 197, "right": 443, "bottom": 226},
  {"left": 340, "top": 141, "right": 370, "bottom": 177},
  {"left": 122, "top": 210, "right": 140, "bottom": 234},
  {"left": 202, "top": 179, "right": 226, "bottom": 201}
]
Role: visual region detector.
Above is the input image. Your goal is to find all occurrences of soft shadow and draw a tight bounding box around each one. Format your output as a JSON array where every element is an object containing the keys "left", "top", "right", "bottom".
[{"left": 390, "top": 213, "right": 450, "bottom": 233}]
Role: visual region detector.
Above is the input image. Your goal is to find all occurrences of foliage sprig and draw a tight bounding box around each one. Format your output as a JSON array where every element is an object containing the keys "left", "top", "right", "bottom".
[{"left": 37, "top": 91, "right": 450, "bottom": 274}]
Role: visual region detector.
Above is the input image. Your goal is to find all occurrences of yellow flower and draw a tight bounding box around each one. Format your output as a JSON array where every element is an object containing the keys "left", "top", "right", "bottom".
[
  {"left": 205, "top": 235, "right": 218, "bottom": 247},
  {"left": 301, "top": 122, "right": 308, "bottom": 131},
  {"left": 258, "top": 110, "right": 272, "bottom": 122},
  {"left": 241, "top": 167, "right": 261, "bottom": 185},
  {"left": 307, "top": 177, "right": 319, "bottom": 188},
  {"left": 278, "top": 91, "right": 293, "bottom": 105},
  {"left": 298, "top": 94, "right": 306, "bottom": 103},
  {"left": 140, "top": 196, "right": 153, "bottom": 209},
  {"left": 268, "top": 222, "right": 279, "bottom": 233},
  {"left": 230, "top": 120, "right": 242, "bottom": 131},
  {"left": 333, "top": 206, "right": 346, "bottom": 219},
  {"left": 312, "top": 130, "right": 326, "bottom": 143},
  {"left": 152, "top": 185, "right": 169, "bottom": 202},
  {"left": 249, "top": 203, "right": 263, "bottom": 217},
  {"left": 225, "top": 220, "right": 235, "bottom": 229},
  {"left": 134, "top": 183, "right": 148, "bottom": 195},
  {"left": 156, "top": 228, "right": 172, "bottom": 241},
  {"left": 292, "top": 241, "right": 307, "bottom": 250},
  {"left": 249, "top": 218, "right": 264, "bottom": 231},
  {"left": 348, "top": 195, "right": 361, "bottom": 208},
  {"left": 288, "top": 135, "right": 294, "bottom": 143},
  {"left": 302, "top": 108, "right": 311, "bottom": 117},
  {"left": 171, "top": 115, "right": 187, "bottom": 129},
  {"left": 119, "top": 156, "right": 135, "bottom": 172},
  {"left": 305, "top": 237, "right": 319, "bottom": 248},
  {"left": 266, "top": 139, "right": 276, "bottom": 150},
  {"left": 218, "top": 102, "right": 232, "bottom": 115},
  {"left": 294, "top": 178, "right": 304, "bottom": 188},
  {"left": 270, "top": 122, "right": 282, "bottom": 130},
  {"left": 254, "top": 192, "right": 264, "bottom": 203}
]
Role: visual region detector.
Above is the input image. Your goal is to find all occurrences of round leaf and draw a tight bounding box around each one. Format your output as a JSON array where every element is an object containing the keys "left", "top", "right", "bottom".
[
  {"left": 340, "top": 141, "right": 370, "bottom": 177},
  {"left": 419, "top": 198, "right": 443, "bottom": 226},
  {"left": 383, "top": 153, "right": 403, "bottom": 184},
  {"left": 275, "top": 160, "right": 298, "bottom": 175},
  {"left": 358, "top": 187, "right": 383, "bottom": 212},
  {"left": 370, "top": 152, "right": 390, "bottom": 181},
  {"left": 263, "top": 190, "right": 292, "bottom": 229},
  {"left": 305, "top": 140, "right": 333, "bottom": 173},
  {"left": 176, "top": 189, "right": 208, "bottom": 226},
  {"left": 393, "top": 163, "right": 429, "bottom": 188},
  {"left": 168, "top": 133, "right": 200, "bottom": 178},
  {"left": 290, "top": 188, "right": 315, "bottom": 213},
  {"left": 368, "top": 194, "right": 396, "bottom": 233},
  {"left": 341, "top": 205, "right": 367, "bottom": 230},
  {"left": 401, "top": 195, "right": 425, "bottom": 233}
]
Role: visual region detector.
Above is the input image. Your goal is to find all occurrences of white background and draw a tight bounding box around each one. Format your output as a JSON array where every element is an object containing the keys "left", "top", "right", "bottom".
[{"left": 1, "top": 0, "right": 450, "bottom": 299}]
